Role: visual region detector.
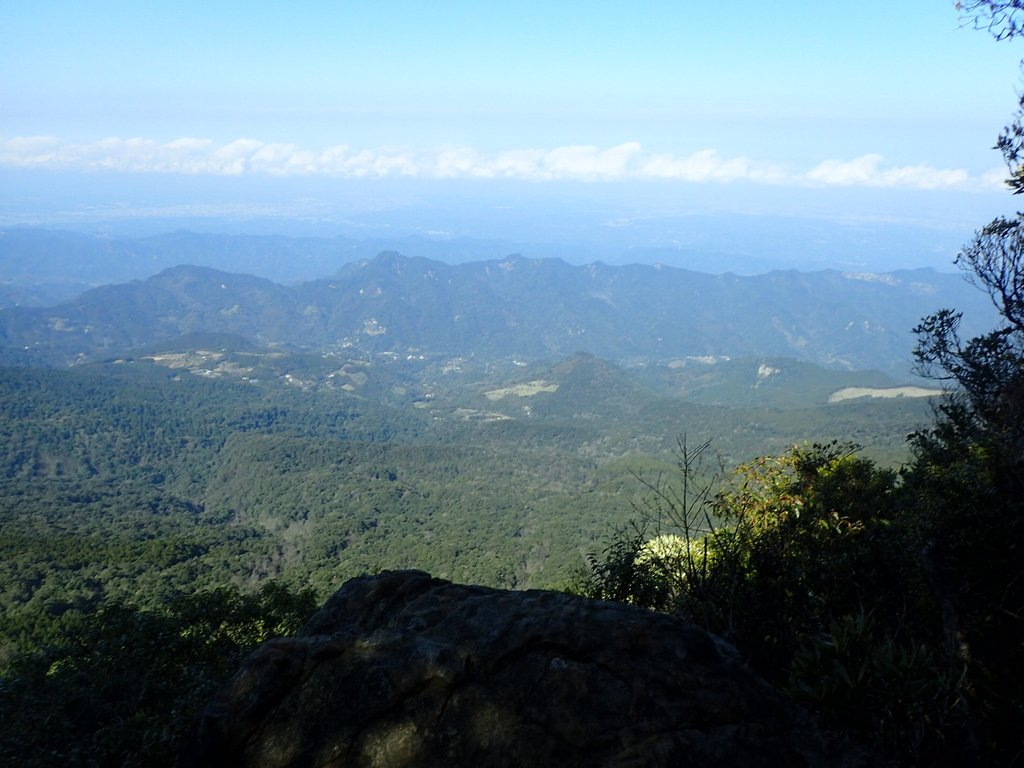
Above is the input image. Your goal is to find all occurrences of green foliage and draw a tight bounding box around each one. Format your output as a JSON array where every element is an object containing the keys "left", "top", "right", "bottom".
[
  {"left": 788, "top": 611, "right": 956, "bottom": 765},
  {"left": 579, "top": 441, "right": 959, "bottom": 764},
  {"left": 907, "top": 143, "right": 1024, "bottom": 765},
  {"left": 632, "top": 443, "right": 907, "bottom": 675},
  {"left": 577, "top": 166, "right": 1024, "bottom": 763},
  {"left": 0, "top": 582, "right": 316, "bottom": 768},
  {"left": 580, "top": 524, "right": 675, "bottom": 610},
  {"left": 0, "top": 354, "right": 928, "bottom": 635},
  {"left": 0, "top": 336, "right": 957, "bottom": 764},
  {"left": 577, "top": 438, "right": 722, "bottom": 610}
]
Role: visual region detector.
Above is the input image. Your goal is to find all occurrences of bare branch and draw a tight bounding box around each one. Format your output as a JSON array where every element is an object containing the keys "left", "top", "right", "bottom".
[{"left": 957, "top": 1, "right": 1024, "bottom": 40}]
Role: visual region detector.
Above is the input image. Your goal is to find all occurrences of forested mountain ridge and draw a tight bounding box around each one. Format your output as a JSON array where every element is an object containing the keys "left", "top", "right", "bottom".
[
  {"left": 0, "top": 250, "right": 997, "bottom": 373},
  {"left": 6, "top": 1, "right": 1024, "bottom": 762},
  {"left": 0, "top": 349, "right": 934, "bottom": 630},
  {"left": 0, "top": 244, "right": 970, "bottom": 766}
]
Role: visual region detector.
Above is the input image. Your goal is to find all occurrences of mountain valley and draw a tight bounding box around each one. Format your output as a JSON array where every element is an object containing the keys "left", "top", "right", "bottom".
[{"left": 0, "top": 231, "right": 964, "bottom": 683}]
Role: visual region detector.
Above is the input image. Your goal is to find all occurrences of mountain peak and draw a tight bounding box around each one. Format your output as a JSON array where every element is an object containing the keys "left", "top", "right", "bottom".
[{"left": 0, "top": 253, "right": 999, "bottom": 372}]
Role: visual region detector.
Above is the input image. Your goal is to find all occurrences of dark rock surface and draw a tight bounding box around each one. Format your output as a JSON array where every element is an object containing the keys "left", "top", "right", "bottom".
[{"left": 180, "top": 570, "right": 861, "bottom": 767}]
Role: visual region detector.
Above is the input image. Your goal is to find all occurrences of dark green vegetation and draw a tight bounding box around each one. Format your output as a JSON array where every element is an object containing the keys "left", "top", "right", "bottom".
[
  {"left": 0, "top": 583, "right": 317, "bottom": 767},
  {"left": 3, "top": 7, "right": 1021, "bottom": 761},
  {"left": 579, "top": 14, "right": 1024, "bottom": 756},
  {"left": 582, "top": 394, "right": 1023, "bottom": 764},
  {"left": 0, "top": 350, "right": 933, "bottom": 637},
  {"left": 0, "top": 230, "right": 968, "bottom": 767},
  {"left": 0, "top": 343, "right": 938, "bottom": 766}
]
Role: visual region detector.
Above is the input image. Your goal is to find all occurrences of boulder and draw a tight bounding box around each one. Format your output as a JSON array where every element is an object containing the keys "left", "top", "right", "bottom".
[{"left": 180, "top": 570, "right": 861, "bottom": 767}]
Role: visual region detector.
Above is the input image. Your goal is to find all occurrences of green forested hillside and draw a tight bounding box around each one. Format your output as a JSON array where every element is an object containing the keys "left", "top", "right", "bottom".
[
  {"left": 0, "top": 253, "right": 999, "bottom": 373},
  {"left": 0, "top": 303, "right": 1014, "bottom": 768},
  {"left": 0, "top": 354, "right": 936, "bottom": 665},
  {"left": 4, "top": 2, "right": 1023, "bottom": 763},
  {"left": 0, "top": 298, "right": 966, "bottom": 768}
]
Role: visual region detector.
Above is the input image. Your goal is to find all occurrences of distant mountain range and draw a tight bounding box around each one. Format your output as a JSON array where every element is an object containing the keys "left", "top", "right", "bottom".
[
  {"left": 0, "top": 220, "right": 980, "bottom": 299},
  {"left": 0, "top": 249, "right": 999, "bottom": 375},
  {"left": 0, "top": 227, "right": 606, "bottom": 295}
]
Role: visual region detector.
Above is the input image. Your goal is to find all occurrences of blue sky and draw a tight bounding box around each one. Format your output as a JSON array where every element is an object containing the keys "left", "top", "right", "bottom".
[{"left": 2, "top": 1, "right": 1024, "bottom": 241}]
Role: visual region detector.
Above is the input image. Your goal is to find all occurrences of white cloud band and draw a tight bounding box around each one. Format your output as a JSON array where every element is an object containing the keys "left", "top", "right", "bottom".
[
  {"left": 0, "top": 135, "right": 999, "bottom": 191},
  {"left": 805, "top": 154, "right": 971, "bottom": 190}
]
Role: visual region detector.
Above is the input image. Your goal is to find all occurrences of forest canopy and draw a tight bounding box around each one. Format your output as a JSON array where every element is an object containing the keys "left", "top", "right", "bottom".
[{"left": 2, "top": 4, "right": 1024, "bottom": 766}]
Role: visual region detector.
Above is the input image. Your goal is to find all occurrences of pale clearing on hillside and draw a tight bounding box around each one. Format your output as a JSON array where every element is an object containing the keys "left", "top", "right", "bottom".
[
  {"left": 828, "top": 386, "right": 942, "bottom": 403},
  {"left": 148, "top": 351, "right": 224, "bottom": 367},
  {"left": 483, "top": 380, "right": 559, "bottom": 400}
]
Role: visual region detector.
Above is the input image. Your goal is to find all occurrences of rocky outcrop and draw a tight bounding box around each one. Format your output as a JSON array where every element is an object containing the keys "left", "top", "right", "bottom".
[{"left": 180, "top": 570, "right": 861, "bottom": 767}]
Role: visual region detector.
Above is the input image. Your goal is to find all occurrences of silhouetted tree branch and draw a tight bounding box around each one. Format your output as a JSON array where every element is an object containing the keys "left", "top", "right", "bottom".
[{"left": 957, "top": 0, "right": 1024, "bottom": 40}]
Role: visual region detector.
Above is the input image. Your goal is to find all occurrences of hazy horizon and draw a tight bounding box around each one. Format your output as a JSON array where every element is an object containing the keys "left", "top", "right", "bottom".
[{"left": 3, "top": 1, "right": 1023, "bottom": 272}]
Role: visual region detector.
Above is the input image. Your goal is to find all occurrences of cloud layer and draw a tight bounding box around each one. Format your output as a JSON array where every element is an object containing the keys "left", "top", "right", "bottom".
[{"left": 0, "top": 135, "right": 999, "bottom": 191}]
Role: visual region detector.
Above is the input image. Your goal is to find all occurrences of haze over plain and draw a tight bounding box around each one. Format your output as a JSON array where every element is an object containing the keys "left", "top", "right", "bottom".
[{"left": 3, "top": 1, "right": 1023, "bottom": 270}]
